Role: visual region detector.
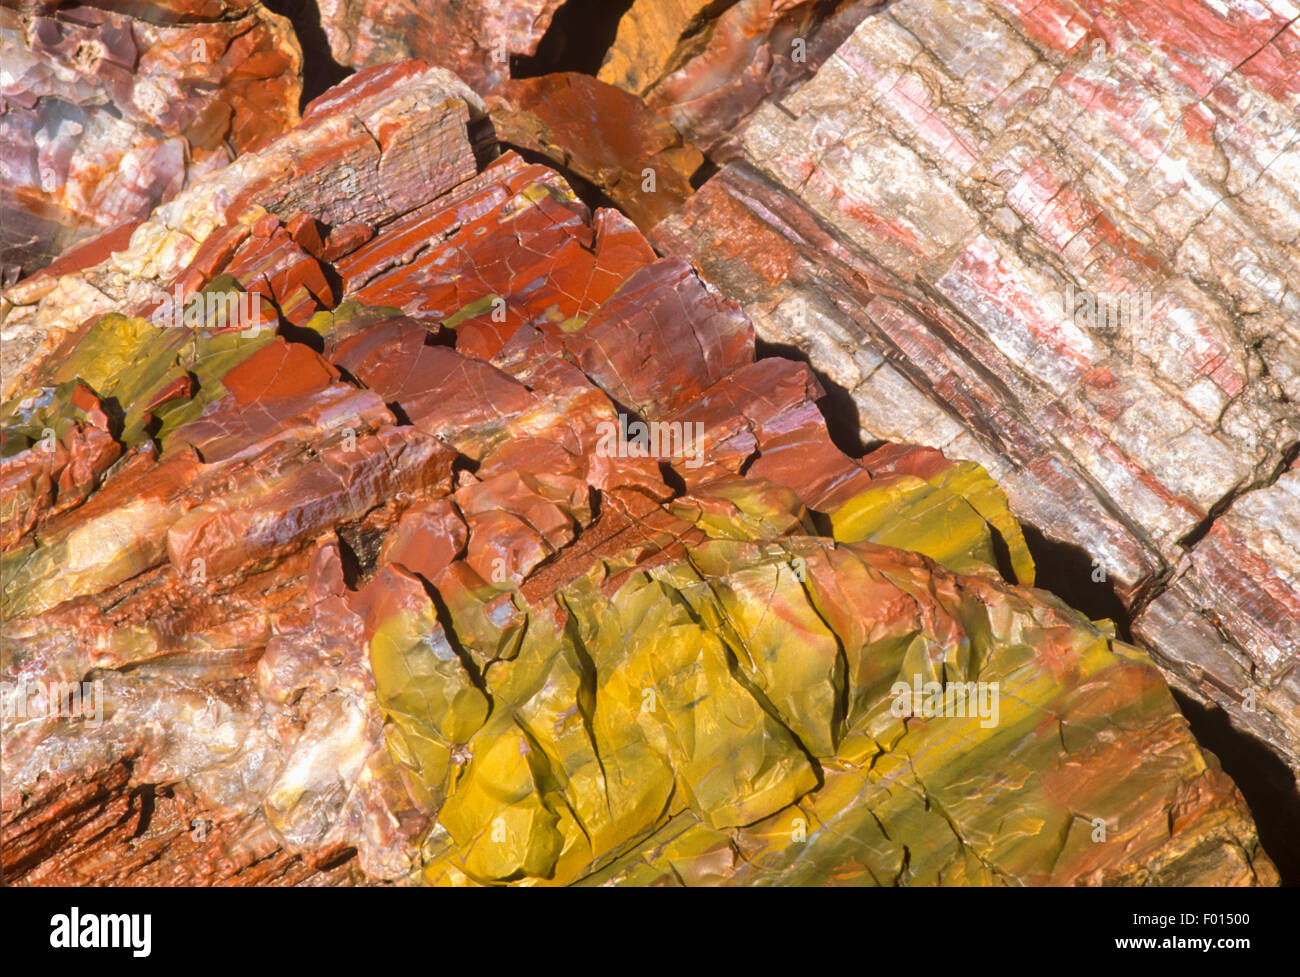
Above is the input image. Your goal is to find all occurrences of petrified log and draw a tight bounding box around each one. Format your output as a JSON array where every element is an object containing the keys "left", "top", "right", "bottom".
[
  {"left": 0, "top": 0, "right": 303, "bottom": 282},
  {"left": 654, "top": 0, "right": 1300, "bottom": 802},
  {"left": 0, "top": 58, "right": 1280, "bottom": 885}
]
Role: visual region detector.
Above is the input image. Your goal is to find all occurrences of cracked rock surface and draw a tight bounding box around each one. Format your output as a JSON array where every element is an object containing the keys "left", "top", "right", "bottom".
[
  {"left": 0, "top": 0, "right": 1294, "bottom": 885},
  {"left": 0, "top": 0, "right": 304, "bottom": 283},
  {"left": 654, "top": 0, "right": 1300, "bottom": 797}
]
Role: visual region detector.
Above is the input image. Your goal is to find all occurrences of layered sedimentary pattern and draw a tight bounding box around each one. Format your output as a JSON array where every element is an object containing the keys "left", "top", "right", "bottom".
[{"left": 1, "top": 0, "right": 1294, "bottom": 886}]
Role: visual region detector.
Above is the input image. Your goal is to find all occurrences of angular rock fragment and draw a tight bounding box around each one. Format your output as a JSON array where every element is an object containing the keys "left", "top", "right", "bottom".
[
  {"left": 314, "top": 0, "right": 567, "bottom": 92},
  {"left": 0, "top": 0, "right": 304, "bottom": 280},
  {"left": 598, "top": 0, "right": 886, "bottom": 159},
  {"left": 487, "top": 73, "right": 704, "bottom": 229}
]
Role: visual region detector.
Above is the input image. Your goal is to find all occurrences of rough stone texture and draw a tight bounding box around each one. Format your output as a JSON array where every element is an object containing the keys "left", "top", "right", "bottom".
[
  {"left": 0, "top": 59, "right": 481, "bottom": 404},
  {"left": 0, "top": 0, "right": 303, "bottom": 282},
  {"left": 654, "top": 0, "right": 1300, "bottom": 783},
  {"left": 596, "top": 0, "right": 725, "bottom": 95},
  {"left": 487, "top": 73, "right": 704, "bottom": 229},
  {"left": 0, "top": 758, "right": 364, "bottom": 885},
  {"left": 599, "top": 0, "right": 886, "bottom": 160},
  {"left": 314, "top": 0, "right": 566, "bottom": 93},
  {"left": 0, "top": 55, "right": 1280, "bottom": 885}
]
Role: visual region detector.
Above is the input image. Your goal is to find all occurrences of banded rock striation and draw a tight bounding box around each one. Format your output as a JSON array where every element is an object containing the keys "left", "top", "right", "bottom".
[
  {"left": 654, "top": 0, "right": 1300, "bottom": 801},
  {"left": 0, "top": 58, "right": 1280, "bottom": 885}
]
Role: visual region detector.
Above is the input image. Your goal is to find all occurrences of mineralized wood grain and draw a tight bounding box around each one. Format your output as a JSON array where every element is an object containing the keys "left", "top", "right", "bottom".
[
  {"left": 0, "top": 53, "right": 1280, "bottom": 884},
  {"left": 0, "top": 61, "right": 481, "bottom": 403},
  {"left": 1, "top": 1, "right": 1293, "bottom": 886},
  {"left": 654, "top": 0, "right": 1300, "bottom": 780}
]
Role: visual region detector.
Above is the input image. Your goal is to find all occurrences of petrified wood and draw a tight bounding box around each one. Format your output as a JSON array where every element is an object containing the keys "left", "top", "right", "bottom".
[
  {"left": 654, "top": 0, "right": 1300, "bottom": 797},
  {"left": 0, "top": 59, "right": 1280, "bottom": 886},
  {"left": 312, "top": 0, "right": 567, "bottom": 93},
  {"left": 0, "top": 0, "right": 303, "bottom": 282}
]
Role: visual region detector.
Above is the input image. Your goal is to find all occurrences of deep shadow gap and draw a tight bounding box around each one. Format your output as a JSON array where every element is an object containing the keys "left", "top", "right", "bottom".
[
  {"left": 1171, "top": 690, "right": 1300, "bottom": 885},
  {"left": 511, "top": 0, "right": 638, "bottom": 78},
  {"left": 263, "top": 0, "right": 354, "bottom": 109},
  {"left": 1020, "top": 524, "right": 1133, "bottom": 641},
  {"left": 754, "top": 336, "right": 871, "bottom": 457},
  {"left": 495, "top": 143, "right": 623, "bottom": 216}
]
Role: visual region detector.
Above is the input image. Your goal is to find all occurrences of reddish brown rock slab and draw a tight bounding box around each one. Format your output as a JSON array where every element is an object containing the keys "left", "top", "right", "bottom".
[
  {"left": 335, "top": 153, "right": 656, "bottom": 349},
  {"left": 378, "top": 499, "right": 468, "bottom": 584},
  {"left": 664, "top": 356, "right": 875, "bottom": 510},
  {"left": 564, "top": 257, "right": 754, "bottom": 417},
  {"left": 314, "top": 0, "right": 567, "bottom": 93},
  {"left": 599, "top": 0, "right": 886, "bottom": 160},
  {"left": 0, "top": 1, "right": 303, "bottom": 280},
  {"left": 487, "top": 73, "right": 704, "bottom": 229}
]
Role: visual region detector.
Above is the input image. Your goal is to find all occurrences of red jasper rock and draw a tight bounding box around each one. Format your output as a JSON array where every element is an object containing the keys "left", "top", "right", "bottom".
[{"left": 487, "top": 73, "right": 704, "bottom": 229}]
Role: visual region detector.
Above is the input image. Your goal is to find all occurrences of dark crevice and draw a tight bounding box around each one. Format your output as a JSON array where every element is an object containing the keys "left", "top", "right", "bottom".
[
  {"left": 1171, "top": 690, "right": 1300, "bottom": 886},
  {"left": 987, "top": 525, "right": 1018, "bottom": 587},
  {"left": 317, "top": 260, "right": 346, "bottom": 312},
  {"left": 658, "top": 459, "right": 687, "bottom": 497},
  {"left": 386, "top": 401, "right": 413, "bottom": 426},
  {"left": 94, "top": 393, "right": 128, "bottom": 443},
  {"left": 511, "top": 0, "right": 637, "bottom": 78},
  {"left": 421, "top": 579, "right": 489, "bottom": 693},
  {"left": 130, "top": 784, "right": 156, "bottom": 838},
  {"left": 336, "top": 524, "right": 385, "bottom": 585},
  {"left": 754, "top": 336, "right": 872, "bottom": 457},
  {"left": 1178, "top": 439, "right": 1300, "bottom": 550},
  {"left": 468, "top": 116, "right": 502, "bottom": 170},
  {"left": 1019, "top": 524, "right": 1133, "bottom": 641},
  {"left": 493, "top": 142, "right": 623, "bottom": 216},
  {"left": 332, "top": 529, "right": 364, "bottom": 590},
  {"left": 262, "top": 0, "right": 354, "bottom": 109},
  {"left": 277, "top": 318, "right": 325, "bottom": 353},
  {"left": 808, "top": 507, "right": 835, "bottom": 538},
  {"left": 451, "top": 452, "right": 480, "bottom": 477},
  {"left": 690, "top": 157, "right": 720, "bottom": 190},
  {"left": 313, "top": 846, "right": 357, "bottom": 872}
]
